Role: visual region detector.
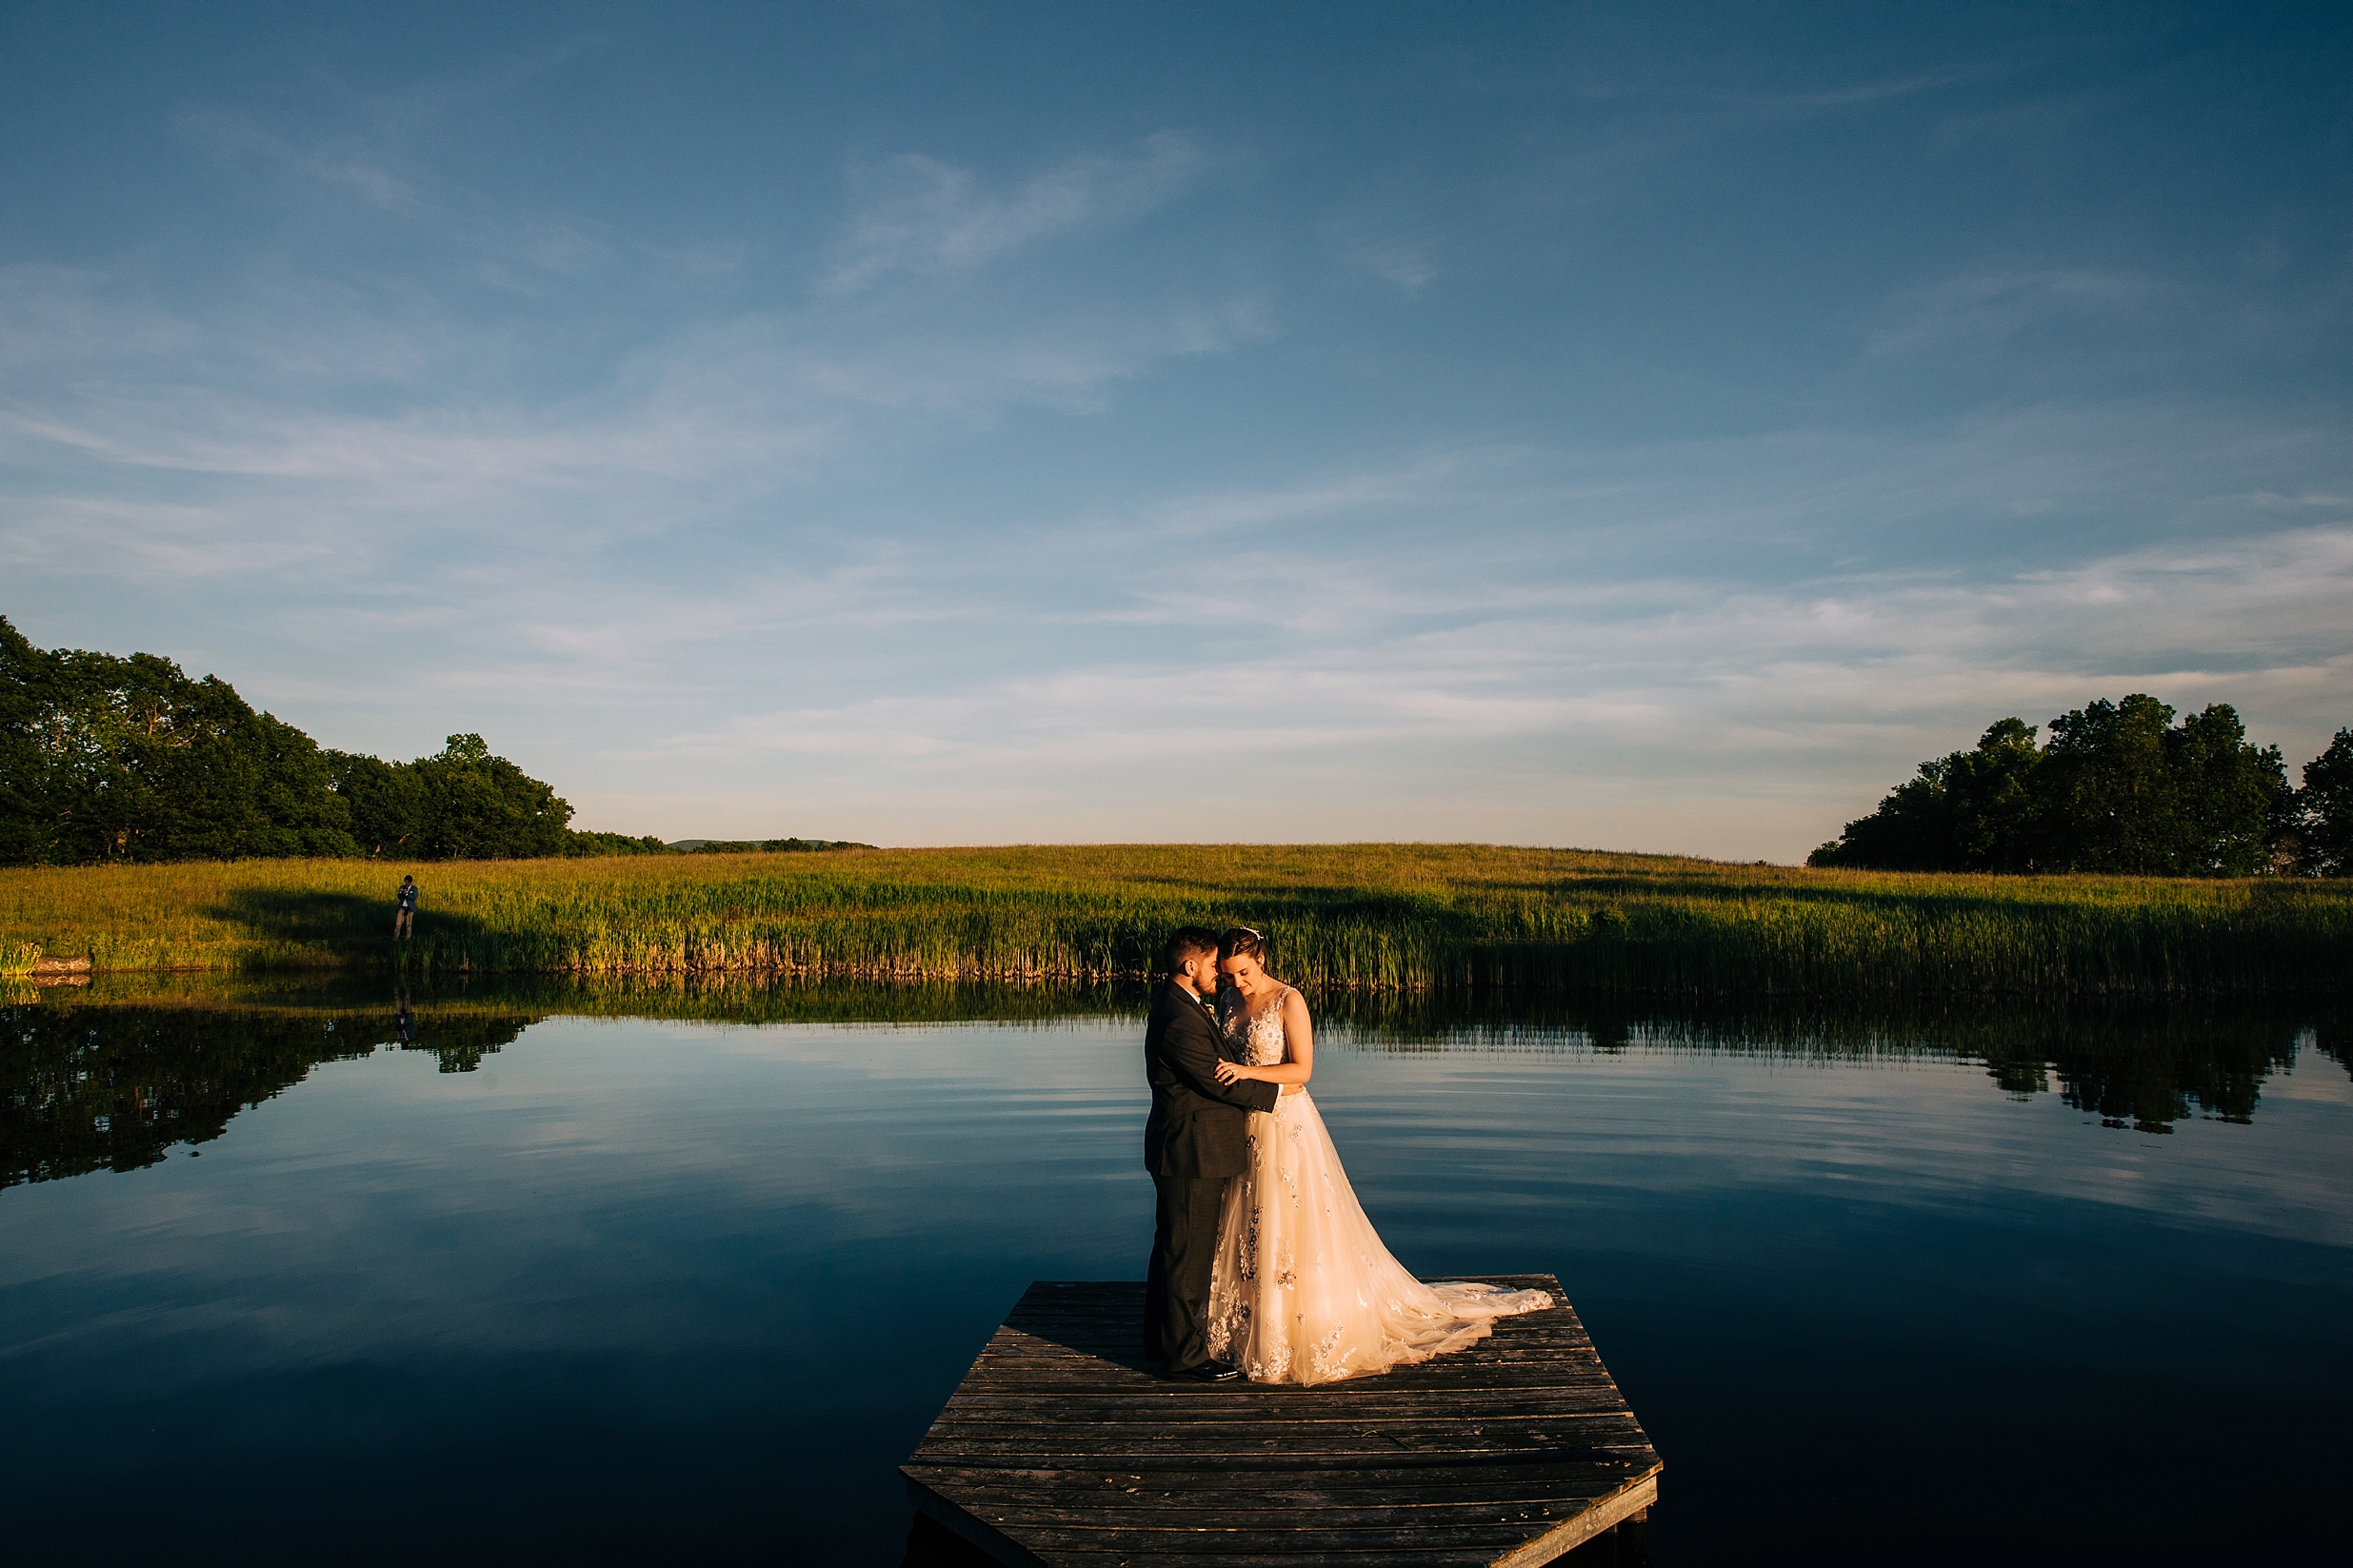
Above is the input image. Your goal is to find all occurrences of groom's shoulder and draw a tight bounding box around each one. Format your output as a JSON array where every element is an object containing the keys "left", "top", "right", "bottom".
[{"left": 1146, "top": 980, "right": 1202, "bottom": 1029}]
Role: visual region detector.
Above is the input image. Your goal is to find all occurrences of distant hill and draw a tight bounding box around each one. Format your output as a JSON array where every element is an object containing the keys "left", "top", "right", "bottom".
[{"left": 668, "top": 839, "right": 874, "bottom": 853}]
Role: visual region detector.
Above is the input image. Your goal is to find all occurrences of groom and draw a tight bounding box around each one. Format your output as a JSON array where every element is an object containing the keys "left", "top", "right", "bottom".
[{"left": 1143, "top": 925, "right": 1285, "bottom": 1380}]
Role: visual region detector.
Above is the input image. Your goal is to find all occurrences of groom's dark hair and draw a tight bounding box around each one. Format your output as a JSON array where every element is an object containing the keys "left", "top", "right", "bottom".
[{"left": 1164, "top": 925, "right": 1221, "bottom": 975}]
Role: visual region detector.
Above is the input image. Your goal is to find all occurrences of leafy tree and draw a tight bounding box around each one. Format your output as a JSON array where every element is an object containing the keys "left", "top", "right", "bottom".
[
  {"left": 2164, "top": 705, "right": 2290, "bottom": 876},
  {"left": 1813, "top": 695, "right": 2298, "bottom": 876},
  {"left": 1810, "top": 719, "right": 2044, "bottom": 872},
  {"left": 1812, "top": 765, "right": 1950, "bottom": 871},
  {"left": 2299, "top": 728, "right": 2353, "bottom": 877},
  {"left": 1944, "top": 717, "right": 2044, "bottom": 872},
  {"left": 2030, "top": 694, "right": 2182, "bottom": 872},
  {"left": 561, "top": 830, "right": 675, "bottom": 857},
  {"left": 0, "top": 618, "right": 52, "bottom": 864},
  {"left": 2030, "top": 698, "right": 2286, "bottom": 874},
  {"left": 327, "top": 749, "right": 426, "bottom": 858},
  {"left": 1, "top": 617, "right": 661, "bottom": 865},
  {"left": 0, "top": 617, "right": 357, "bottom": 863},
  {"left": 408, "top": 733, "right": 573, "bottom": 858},
  {"left": 336, "top": 735, "right": 576, "bottom": 860}
]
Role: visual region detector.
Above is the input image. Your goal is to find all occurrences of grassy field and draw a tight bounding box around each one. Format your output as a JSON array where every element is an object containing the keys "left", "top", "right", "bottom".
[{"left": 2, "top": 843, "right": 2347, "bottom": 998}]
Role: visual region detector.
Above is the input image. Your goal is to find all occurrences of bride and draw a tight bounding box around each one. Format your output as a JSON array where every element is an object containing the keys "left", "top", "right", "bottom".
[{"left": 1206, "top": 926, "right": 1551, "bottom": 1385}]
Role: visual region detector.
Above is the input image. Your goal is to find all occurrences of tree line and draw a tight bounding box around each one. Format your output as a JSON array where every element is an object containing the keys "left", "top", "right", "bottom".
[
  {"left": 1809, "top": 694, "right": 2352, "bottom": 876},
  {"left": 0, "top": 617, "right": 858, "bottom": 865}
]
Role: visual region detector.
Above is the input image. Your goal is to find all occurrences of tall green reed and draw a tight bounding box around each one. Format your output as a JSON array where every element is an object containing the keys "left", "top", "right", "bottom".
[{"left": 2, "top": 844, "right": 2345, "bottom": 997}]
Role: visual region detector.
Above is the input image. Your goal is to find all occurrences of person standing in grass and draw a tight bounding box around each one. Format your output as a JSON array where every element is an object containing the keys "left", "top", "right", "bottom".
[{"left": 393, "top": 875, "right": 419, "bottom": 941}]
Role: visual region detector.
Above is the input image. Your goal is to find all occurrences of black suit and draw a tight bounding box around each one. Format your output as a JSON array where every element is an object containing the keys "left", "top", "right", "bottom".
[{"left": 1143, "top": 977, "right": 1279, "bottom": 1370}]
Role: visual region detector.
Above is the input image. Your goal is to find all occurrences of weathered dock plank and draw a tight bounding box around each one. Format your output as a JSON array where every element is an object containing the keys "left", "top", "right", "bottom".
[{"left": 902, "top": 1275, "right": 1661, "bottom": 1567}]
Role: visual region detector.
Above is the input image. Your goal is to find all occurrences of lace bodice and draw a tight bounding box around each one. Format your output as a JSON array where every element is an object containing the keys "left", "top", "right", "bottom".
[{"left": 1223, "top": 987, "right": 1291, "bottom": 1067}]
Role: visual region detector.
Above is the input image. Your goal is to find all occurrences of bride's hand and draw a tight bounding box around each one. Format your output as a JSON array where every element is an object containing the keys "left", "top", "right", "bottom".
[{"left": 1214, "top": 1060, "right": 1248, "bottom": 1084}]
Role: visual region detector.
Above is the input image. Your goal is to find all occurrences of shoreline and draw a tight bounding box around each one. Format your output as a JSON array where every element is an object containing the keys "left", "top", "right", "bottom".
[{"left": 5, "top": 843, "right": 2348, "bottom": 999}]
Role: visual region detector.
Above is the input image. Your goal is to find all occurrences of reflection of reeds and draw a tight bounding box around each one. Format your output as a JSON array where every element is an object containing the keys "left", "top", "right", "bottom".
[
  {"left": 1320, "top": 993, "right": 2350, "bottom": 1135},
  {"left": 40, "top": 969, "right": 1147, "bottom": 1027},
  {"left": 21, "top": 975, "right": 2343, "bottom": 1141},
  {"left": 3, "top": 844, "right": 2347, "bottom": 997}
]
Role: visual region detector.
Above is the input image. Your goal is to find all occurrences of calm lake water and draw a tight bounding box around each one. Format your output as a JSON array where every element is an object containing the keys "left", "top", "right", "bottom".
[{"left": 4, "top": 982, "right": 2348, "bottom": 1565}]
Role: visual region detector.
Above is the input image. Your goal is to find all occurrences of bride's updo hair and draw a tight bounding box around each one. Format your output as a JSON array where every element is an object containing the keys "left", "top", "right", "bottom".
[{"left": 1218, "top": 925, "right": 1269, "bottom": 965}]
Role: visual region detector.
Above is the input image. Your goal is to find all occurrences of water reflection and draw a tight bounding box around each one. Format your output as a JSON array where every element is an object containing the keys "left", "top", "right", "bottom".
[
  {"left": 1, "top": 981, "right": 2345, "bottom": 1565},
  {"left": 1, "top": 997, "right": 534, "bottom": 1187},
  {"left": 5, "top": 980, "right": 2343, "bottom": 1189},
  {"left": 1324, "top": 995, "right": 2353, "bottom": 1133}
]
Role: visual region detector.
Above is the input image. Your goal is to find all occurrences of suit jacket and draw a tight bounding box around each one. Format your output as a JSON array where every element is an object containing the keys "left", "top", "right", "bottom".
[{"left": 1144, "top": 978, "right": 1280, "bottom": 1179}]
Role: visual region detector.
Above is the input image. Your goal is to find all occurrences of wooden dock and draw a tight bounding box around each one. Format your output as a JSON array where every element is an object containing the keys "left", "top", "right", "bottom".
[{"left": 902, "top": 1274, "right": 1661, "bottom": 1567}]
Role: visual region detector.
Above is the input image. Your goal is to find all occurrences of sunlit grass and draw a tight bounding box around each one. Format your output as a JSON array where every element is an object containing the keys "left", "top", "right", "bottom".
[{"left": 1, "top": 844, "right": 2345, "bottom": 997}]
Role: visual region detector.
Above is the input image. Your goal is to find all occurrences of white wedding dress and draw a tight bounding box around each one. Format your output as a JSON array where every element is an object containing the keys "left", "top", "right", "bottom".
[{"left": 1205, "top": 988, "right": 1552, "bottom": 1385}]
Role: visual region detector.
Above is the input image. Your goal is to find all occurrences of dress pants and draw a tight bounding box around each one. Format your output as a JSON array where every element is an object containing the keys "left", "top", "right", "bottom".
[{"left": 1145, "top": 1173, "right": 1229, "bottom": 1370}]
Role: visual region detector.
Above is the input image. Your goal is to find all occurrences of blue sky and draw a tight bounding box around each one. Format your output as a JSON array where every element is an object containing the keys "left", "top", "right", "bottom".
[{"left": 4, "top": 2, "right": 2348, "bottom": 857}]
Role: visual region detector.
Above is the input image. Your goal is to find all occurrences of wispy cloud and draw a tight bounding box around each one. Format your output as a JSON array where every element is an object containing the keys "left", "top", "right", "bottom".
[
  {"left": 824, "top": 131, "right": 1209, "bottom": 293},
  {"left": 1733, "top": 69, "right": 1980, "bottom": 113},
  {"left": 0, "top": 248, "right": 1271, "bottom": 577},
  {"left": 7, "top": 8, "right": 2347, "bottom": 858},
  {"left": 583, "top": 512, "right": 2353, "bottom": 853},
  {"left": 1929, "top": 89, "right": 2104, "bottom": 151},
  {"left": 177, "top": 108, "right": 429, "bottom": 216},
  {"left": 1344, "top": 232, "right": 1438, "bottom": 294},
  {"left": 1864, "top": 268, "right": 2169, "bottom": 355}
]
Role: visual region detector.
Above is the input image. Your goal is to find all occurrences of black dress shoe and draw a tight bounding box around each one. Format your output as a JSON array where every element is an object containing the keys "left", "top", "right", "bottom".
[{"left": 1170, "top": 1360, "right": 1244, "bottom": 1382}]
